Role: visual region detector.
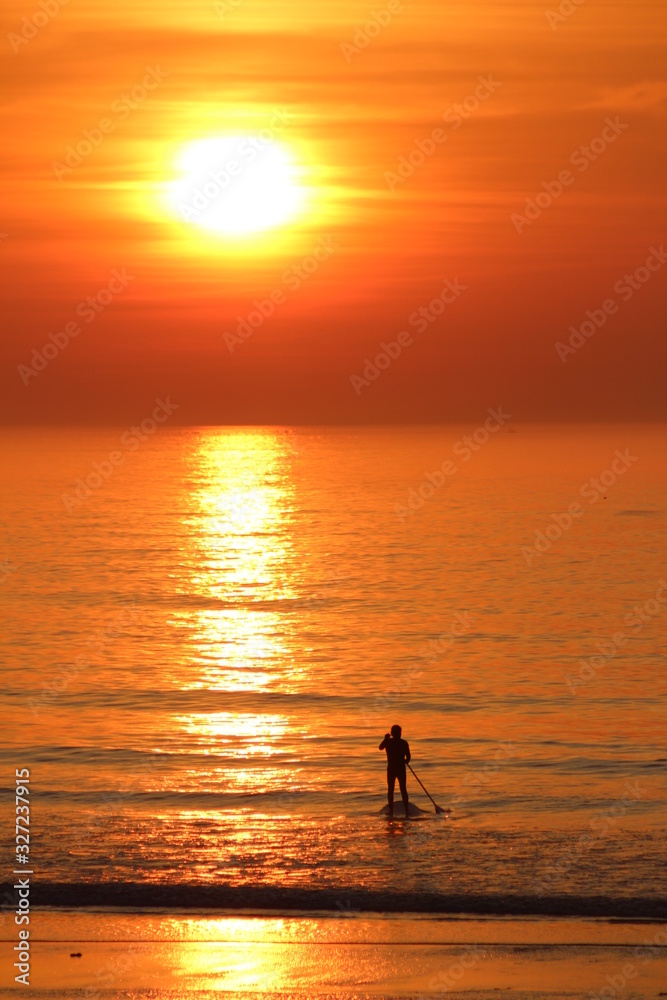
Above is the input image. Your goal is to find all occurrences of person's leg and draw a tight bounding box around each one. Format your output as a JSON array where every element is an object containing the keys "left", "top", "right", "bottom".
[
  {"left": 398, "top": 769, "right": 409, "bottom": 816},
  {"left": 387, "top": 769, "right": 395, "bottom": 814}
]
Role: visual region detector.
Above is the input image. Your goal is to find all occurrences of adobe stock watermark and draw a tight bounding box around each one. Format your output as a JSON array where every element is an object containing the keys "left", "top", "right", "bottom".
[
  {"left": 340, "top": 0, "right": 408, "bottom": 62},
  {"left": 555, "top": 245, "right": 667, "bottom": 362},
  {"left": 428, "top": 947, "right": 485, "bottom": 993},
  {"left": 591, "top": 928, "right": 667, "bottom": 1000},
  {"left": 177, "top": 110, "right": 292, "bottom": 224},
  {"left": 521, "top": 448, "right": 638, "bottom": 566},
  {"left": 511, "top": 117, "right": 629, "bottom": 233},
  {"left": 591, "top": 926, "right": 667, "bottom": 1000},
  {"left": 8, "top": 0, "right": 69, "bottom": 54},
  {"left": 67, "top": 752, "right": 163, "bottom": 844},
  {"left": 546, "top": 0, "right": 587, "bottom": 29},
  {"left": 449, "top": 742, "right": 516, "bottom": 809},
  {"left": 400, "top": 744, "right": 513, "bottom": 848},
  {"left": 350, "top": 278, "right": 466, "bottom": 394},
  {"left": 333, "top": 898, "right": 359, "bottom": 919},
  {"left": 534, "top": 779, "right": 644, "bottom": 896},
  {"left": 29, "top": 602, "right": 139, "bottom": 715},
  {"left": 1, "top": 559, "right": 17, "bottom": 584},
  {"left": 566, "top": 579, "right": 667, "bottom": 694},
  {"left": 305, "top": 568, "right": 349, "bottom": 608},
  {"left": 61, "top": 397, "right": 179, "bottom": 513},
  {"left": 357, "top": 612, "right": 473, "bottom": 728},
  {"left": 213, "top": 0, "right": 242, "bottom": 17},
  {"left": 83, "top": 943, "right": 146, "bottom": 1000},
  {"left": 222, "top": 236, "right": 339, "bottom": 352},
  {"left": 395, "top": 407, "right": 511, "bottom": 520},
  {"left": 419, "top": 612, "right": 474, "bottom": 664},
  {"left": 17, "top": 268, "right": 135, "bottom": 385},
  {"left": 385, "top": 75, "right": 501, "bottom": 190},
  {"left": 52, "top": 67, "right": 168, "bottom": 181}
]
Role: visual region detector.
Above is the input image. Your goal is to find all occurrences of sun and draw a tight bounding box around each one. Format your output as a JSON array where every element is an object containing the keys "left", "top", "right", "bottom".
[{"left": 167, "top": 136, "right": 304, "bottom": 237}]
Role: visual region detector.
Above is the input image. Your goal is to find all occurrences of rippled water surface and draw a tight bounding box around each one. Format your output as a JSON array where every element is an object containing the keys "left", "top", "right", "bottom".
[{"left": 1, "top": 424, "right": 665, "bottom": 915}]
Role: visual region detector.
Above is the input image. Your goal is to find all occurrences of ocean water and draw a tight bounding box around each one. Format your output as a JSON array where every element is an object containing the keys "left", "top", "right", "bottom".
[{"left": 1, "top": 423, "right": 666, "bottom": 918}]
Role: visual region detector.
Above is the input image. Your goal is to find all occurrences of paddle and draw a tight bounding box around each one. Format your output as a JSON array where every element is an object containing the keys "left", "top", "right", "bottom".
[{"left": 407, "top": 763, "right": 448, "bottom": 814}]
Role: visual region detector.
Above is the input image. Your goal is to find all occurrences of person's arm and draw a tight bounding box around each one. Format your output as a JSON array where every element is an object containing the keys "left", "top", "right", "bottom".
[
  {"left": 379, "top": 734, "right": 390, "bottom": 750},
  {"left": 404, "top": 741, "right": 411, "bottom": 764}
]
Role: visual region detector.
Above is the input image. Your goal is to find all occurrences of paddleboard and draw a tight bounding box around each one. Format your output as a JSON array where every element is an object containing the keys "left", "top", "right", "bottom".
[{"left": 378, "top": 803, "right": 429, "bottom": 817}]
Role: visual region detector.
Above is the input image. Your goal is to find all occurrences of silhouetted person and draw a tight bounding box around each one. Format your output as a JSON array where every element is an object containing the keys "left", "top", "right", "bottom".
[{"left": 379, "top": 724, "right": 410, "bottom": 818}]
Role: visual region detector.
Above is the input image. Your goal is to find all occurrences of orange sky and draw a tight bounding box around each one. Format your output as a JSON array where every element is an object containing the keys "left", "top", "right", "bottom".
[{"left": 1, "top": 0, "right": 665, "bottom": 423}]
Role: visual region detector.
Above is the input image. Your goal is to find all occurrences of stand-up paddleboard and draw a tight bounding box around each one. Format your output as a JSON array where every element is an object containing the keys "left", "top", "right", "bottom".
[{"left": 378, "top": 803, "right": 430, "bottom": 818}]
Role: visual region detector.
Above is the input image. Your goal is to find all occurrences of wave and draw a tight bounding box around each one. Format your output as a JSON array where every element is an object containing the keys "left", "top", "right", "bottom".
[
  {"left": 7, "top": 883, "right": 666, "bottom": 920},
  {"left": 0, "top": 788, "right": 335, "bottom": 806}
]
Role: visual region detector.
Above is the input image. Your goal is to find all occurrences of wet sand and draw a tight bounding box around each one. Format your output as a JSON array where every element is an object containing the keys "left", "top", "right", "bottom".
[{"left": 2, "top": 911, "right": 666, "bottom": 998}]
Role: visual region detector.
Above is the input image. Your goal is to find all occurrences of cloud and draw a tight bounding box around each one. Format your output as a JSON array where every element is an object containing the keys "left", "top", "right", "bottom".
[{"left": 581, "top": 80, "right": 667, "bottom": 113}]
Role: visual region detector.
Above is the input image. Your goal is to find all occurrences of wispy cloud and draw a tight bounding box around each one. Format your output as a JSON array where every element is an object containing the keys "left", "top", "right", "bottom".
[{"left": 581, "top": 80, "right": 667, "bottom": 112}]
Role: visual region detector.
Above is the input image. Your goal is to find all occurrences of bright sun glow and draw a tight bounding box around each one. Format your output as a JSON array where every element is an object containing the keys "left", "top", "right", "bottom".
[{"left": 168, "top": 136, "right": 304, "bottom": 236}]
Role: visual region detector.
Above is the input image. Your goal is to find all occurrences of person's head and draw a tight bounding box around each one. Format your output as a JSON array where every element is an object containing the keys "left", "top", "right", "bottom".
[{"left": 390, "top": 724, "right": 402, "bottom": 738}]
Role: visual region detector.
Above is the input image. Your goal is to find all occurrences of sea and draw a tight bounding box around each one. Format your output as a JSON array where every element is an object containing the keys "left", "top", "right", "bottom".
[{"left": 1, "top": 423, "right": 666, "bottom": 927}]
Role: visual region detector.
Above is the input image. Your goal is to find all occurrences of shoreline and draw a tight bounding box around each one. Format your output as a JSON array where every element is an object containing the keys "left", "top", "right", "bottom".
[{"left": 4, "top": 882, "right": 666, "bottom": 921}]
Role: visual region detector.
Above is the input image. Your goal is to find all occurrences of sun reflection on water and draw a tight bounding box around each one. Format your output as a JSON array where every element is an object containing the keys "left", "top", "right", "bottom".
[
  {"left": 175, "top": 430, "right": 300, "bottom": 692},
  {"left": 166, "top": 430, "right": 311, "bottom": 803},
  {"left": 178, "top": 711, "right": 292, "bottom": 754}
]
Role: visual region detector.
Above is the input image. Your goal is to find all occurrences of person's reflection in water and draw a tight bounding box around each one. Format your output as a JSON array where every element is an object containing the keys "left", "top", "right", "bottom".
[{"left": 379, "top": 724, "right": 411, "bottom": 818}]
